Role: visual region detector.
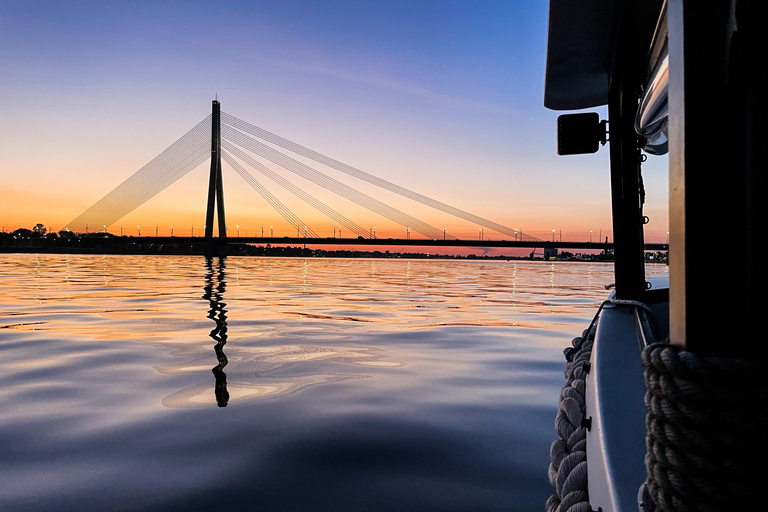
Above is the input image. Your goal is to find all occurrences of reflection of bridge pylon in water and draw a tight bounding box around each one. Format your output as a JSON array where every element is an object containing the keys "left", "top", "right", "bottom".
[{"left": 203, "top": 256, "right": 229, "bottom": 407}]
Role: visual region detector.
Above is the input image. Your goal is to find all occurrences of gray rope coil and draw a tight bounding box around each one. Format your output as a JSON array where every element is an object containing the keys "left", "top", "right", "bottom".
[
  {"left": 546, "top": 328, "right": 594, "bottom": 512},
  {"left": 641, "top": 342, "right": 768, "bottom": 512}
]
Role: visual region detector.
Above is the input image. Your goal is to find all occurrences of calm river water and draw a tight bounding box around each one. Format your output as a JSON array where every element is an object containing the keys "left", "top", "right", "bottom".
[{"left": 0, "top": 255, "right": 666, "bottom": 511}]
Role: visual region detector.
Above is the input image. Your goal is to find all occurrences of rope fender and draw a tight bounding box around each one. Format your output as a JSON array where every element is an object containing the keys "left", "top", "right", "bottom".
[
  {"left": 546, "top": 328, "right": 593, "bottom": 512},
  {"left": 640, "top": 342, "right": 768, "bottom": 512}
]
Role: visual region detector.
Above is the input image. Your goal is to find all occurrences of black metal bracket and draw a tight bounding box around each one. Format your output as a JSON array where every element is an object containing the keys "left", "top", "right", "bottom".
[{"left": 557, "top": 113, "right": 608, "bottom": 155}]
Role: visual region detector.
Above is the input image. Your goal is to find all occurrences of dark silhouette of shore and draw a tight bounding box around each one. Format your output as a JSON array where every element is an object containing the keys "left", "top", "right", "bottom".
[{"left": 0, "top": 226, "right": 668, "bottom": 262}]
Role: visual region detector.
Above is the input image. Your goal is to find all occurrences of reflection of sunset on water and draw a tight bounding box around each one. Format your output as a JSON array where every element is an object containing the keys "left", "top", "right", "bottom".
[
  {"left": 0, "top": 254, "right": 655, "bottom": 411},
  {"left": 0, "top": 253, "right": 667, "bottom": 510}
]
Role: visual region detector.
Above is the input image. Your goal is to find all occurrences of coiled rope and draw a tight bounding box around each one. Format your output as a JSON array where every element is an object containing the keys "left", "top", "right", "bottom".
[
  {"left": 640, "top": 342, "right": 767, "bottom": 512},
  {"left": 546, "top": 327, "right": 594, "bottom": 512}
]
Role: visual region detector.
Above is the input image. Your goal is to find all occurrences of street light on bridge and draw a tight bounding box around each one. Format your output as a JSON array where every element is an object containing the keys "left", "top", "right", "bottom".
[
  {"left": 138, "top": 225, "right": 140, "bottom": 236},
  {"left": 237, "top": 225, "right": 239, "bottom": 237},
  {"left": 171, "top": 225, "right": 174, "bottom": 237},
  {"left": 270, "top": 226, "right": 273, "bottom": 237}
]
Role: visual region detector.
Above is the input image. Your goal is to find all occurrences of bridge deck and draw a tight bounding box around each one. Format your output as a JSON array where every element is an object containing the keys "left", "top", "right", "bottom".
[{"left": 97, "top": 236, "right": 667, "bottom": 251}]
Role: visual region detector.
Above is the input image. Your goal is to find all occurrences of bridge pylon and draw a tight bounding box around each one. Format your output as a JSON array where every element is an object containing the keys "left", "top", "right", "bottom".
[{"left": 205, "top": 100, "right": 226, "bottom": 240}]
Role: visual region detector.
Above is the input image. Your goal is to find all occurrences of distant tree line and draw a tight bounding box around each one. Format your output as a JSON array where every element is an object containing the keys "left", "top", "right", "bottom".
[{"left": 0, "top": 223, "right": 106, "bottom": 241}]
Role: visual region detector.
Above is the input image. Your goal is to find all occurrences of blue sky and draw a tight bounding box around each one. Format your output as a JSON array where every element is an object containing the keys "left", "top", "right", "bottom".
[{"left": 0, "top": 0, "right": 668, "bottom": 241}]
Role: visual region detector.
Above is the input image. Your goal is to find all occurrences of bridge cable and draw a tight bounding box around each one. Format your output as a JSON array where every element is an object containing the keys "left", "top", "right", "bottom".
[
  {"left": 222, "top": 112, "right": 536, "bottom": 241},
  {"left": 68, "top": 115, "right": 210, "bottom": 227},
  {"left": 71, "top": 144, "right": 210, "bottom": 233},
  {"left": 103, "top": 116, "right": 210, "bottom": 198},
  {"left": 66, "top": 115, "right": 212, "bottom": 232},
  {"left": 222, "top": 142, "right": 369, "bottom": 238},
  {"left": 73, "top": 131, "right": 210, "bottom": 229},
  {"left": 98, "top": 143, "right": 210, "bottom": 224},
  {"left": 92, "top": 128, "right": 210, "bottom": 224},
  {"left": 223, "top": 125, "right": 448, "bottom": 240},
  {"left": 222, "top": 124, "right": 453, "bottom": 240},
  {"left": 97, "top": 115, "right": 211, "bottom": 210},
  {"left": 220, "top": 151, "right": 318, "bottom": 238},
  {"left": 225, "top": 127, "right": 448, "bottom": 240}
]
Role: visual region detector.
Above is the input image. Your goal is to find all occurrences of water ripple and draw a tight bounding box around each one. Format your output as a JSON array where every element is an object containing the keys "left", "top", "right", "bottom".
[{"left": 0, "top": 254, "right": 666, "bottom": 511}]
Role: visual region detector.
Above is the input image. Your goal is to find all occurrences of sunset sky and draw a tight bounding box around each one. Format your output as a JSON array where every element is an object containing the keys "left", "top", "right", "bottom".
[{"left": 0, "top": 0, "right": 669, "bottom": 244}]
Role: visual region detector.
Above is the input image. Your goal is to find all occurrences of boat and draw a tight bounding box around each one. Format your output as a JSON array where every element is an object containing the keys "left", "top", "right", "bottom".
[{"left": 543, "top": 1, "right": 766, "bottom": 510}]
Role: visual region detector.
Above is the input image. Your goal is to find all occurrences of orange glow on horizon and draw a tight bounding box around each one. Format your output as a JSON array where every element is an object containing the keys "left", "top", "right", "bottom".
[
  {"left": 1, "top": 154, "right": 668, "bottom": 244},
  {"left": 1, "top": 179, "right": 671, "bottom": 244}
]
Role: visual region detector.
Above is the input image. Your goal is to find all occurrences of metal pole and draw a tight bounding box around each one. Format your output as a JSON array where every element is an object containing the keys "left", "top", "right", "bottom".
[{"left": 604, "top": 3, "right": 651, "bottom": 301}]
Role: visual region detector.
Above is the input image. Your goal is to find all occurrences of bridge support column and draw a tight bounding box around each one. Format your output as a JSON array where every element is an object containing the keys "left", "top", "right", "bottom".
[{"left": 205, "top": 100, "right": 227, "bottom": 241}]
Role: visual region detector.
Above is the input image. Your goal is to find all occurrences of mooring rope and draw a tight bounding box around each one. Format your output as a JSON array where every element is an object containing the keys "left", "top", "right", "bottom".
[
  {"left": 639, "top": 342, "right": 767, "bottom": 512},
  {"left": 546, "top": 324, "right": 594, "bottom": 512}
]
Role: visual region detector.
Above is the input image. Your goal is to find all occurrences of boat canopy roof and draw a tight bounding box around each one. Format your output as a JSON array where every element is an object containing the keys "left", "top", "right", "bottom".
[{"left": 544, "top": 0, "right": 617, "bottom": 111}]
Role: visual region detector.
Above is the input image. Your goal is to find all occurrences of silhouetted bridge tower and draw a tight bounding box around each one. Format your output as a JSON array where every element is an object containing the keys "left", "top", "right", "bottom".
[{"left": 205, "top": 100, "right": 226, "bottom": 241}]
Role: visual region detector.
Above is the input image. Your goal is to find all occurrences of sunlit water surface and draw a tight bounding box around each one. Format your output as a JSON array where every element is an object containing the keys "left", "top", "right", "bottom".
[{"left": 0, "top": 255, "right": 667, "bottom": 511}]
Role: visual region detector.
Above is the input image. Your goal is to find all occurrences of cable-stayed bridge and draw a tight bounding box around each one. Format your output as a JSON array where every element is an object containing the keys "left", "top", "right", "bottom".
[{"left": 65, "top": 101, "right": 666, "bottom": 255}]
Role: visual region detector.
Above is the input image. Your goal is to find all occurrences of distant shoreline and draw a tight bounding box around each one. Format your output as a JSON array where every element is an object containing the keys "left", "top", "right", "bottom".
[
  {"left": 0, "top": 230, "right": 669, "bottom": 262},
  {"left": 0, "top": 243, "right": 644, "bottom": 263}
]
